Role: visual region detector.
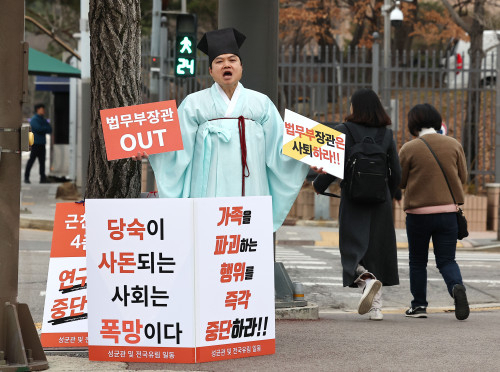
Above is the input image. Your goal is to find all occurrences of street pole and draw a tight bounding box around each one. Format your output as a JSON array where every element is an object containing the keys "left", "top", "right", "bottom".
[
  {"left": 159, "top": 15, "right": 168, "bottom": 102},
  {"left": 78, "top": 0, "right": 91, "bottom": 197},
  {"left": 382, "top": 0, "right": 391, "bottom": 111},
  {"left": 218, "top": 0, "right": 278, "bottom": 104},
  {"left": 0, "top": 1, "right": 48, "bottom": 370},
  {"left": 150, "top": 0, "right": 162, "bottom": 103},
  {"left": 218, "top": 0, "right": 306, "bottom": 308}
]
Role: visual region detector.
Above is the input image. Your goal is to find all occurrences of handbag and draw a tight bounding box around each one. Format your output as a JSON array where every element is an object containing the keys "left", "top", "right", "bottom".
[{"left": 420, "top": 138, "right": 469, "bottom": 240}]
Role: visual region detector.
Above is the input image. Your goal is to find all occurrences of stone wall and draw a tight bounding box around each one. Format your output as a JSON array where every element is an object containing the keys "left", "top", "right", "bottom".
[{"left": 486, "top": 184, "right": 500, "bottom": 231}]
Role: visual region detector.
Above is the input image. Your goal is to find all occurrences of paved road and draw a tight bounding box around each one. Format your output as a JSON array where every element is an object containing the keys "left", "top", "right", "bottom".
[
  {"left": 277, "top": 242, "right": 500, "bottom": 311},
  {"left": 15, "top": 225, "right": 500, "bottom": 371},
  {"left": 17, "top": 227, "right": 500, "bottom": 325}
]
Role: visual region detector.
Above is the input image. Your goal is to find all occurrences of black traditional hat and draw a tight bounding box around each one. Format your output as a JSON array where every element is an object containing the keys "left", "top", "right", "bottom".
[{"left": 197, "top": 28, "right": 246, "bottom": 66}]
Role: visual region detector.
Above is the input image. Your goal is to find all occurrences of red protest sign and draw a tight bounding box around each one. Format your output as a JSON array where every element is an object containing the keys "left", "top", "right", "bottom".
[
  {"left": 100, "top": 100, "right": 184, "bottom": 160},
  {"left": 50, "top": 202, "right": 86, "bottom": 258}
]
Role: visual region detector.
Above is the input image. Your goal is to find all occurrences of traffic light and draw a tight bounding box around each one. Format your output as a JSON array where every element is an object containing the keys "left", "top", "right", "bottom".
[
  {"left": 151, "top": 56, "right": 160, "bottom": 72},
  {"left": 175, "top": 14, "right": 197, "bottom": 77}
]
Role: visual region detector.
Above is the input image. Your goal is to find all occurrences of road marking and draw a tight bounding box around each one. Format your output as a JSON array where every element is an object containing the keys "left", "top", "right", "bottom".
[
  {"left": 285, "top": 266, "right": 331, "bottom": 270},
  {"left": 315, "top": 231, "right": 339, "bottom": 247},
  {"left": 459, "top": 264, "right": 493, "bottom": 268},
  {"left": 302, "top": 282, "right": 343, "bottom": 286},
  {"left": 276, "top": 260, "right": 326, "bottom": 265}
]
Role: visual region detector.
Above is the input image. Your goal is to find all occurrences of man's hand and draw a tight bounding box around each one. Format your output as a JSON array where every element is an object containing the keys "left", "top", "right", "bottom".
[
  {"left": 310, "top": 166, "right": 327, "bottom": 175},
  {"left": 131, "top": 151, "right": 149, "bottom": 161}
]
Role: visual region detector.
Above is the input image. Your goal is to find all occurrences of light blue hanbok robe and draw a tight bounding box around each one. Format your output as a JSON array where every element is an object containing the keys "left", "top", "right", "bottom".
[{"left": 149, "top": 82, "right": 309, "bottom": 231}]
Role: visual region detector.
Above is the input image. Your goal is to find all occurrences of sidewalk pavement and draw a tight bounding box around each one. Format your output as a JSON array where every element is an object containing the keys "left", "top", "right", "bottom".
[
  {"left": 19, "top": 181, "right": 500, "bottom": 251},
  {"left": 31, "top": 308, "right": 500, "bottom": 371},
  {"left": 16, "top": 181, "right": 500, "bottom": 371}
]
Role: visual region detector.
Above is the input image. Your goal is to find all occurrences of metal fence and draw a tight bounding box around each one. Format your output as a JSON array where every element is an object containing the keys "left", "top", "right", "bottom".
[{"left": 141, "top": 38, "right": 500, "bottom": 192}]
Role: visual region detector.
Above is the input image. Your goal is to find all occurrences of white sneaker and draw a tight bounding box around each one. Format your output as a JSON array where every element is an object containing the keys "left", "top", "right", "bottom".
[
  {"left": 369, "top": 308, "right": 383, "bottom": 321},
  {"left": 357, "top": 279, "right": 382, "bottom": 315}
]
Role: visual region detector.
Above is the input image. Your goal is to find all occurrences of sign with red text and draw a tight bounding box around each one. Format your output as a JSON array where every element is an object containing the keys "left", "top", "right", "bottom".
[
  {"left": 86, "top": 198, "right": 196, "bottom": 363},
  {"left": 41, "top": 202, "right": 88, "bottom": 348},
  {"left": 194, "top": 196, "right": 275, "bottom": 362},
  {"left": 85, "top": 197, "right": 274, "bottom": 364},
  {"left": 100, "top": 100, "right": 184, "bottom": 161},
  {"left": 283, "top": 109, "right": 345, "bottom": 179}
]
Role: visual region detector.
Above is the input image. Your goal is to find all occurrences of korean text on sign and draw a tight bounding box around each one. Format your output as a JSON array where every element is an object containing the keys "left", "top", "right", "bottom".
[
  {"left": 194, "top": 196, "right": 275, "bottom": 363},
  {"left": 40, "top": 202, "right": 88, "bottom": 348},
  {"left": 282, "top": 109, "right": 345, "bottom": 179},
  {"left": 100, "top": 100, "right": 184, "bottom": 161}
]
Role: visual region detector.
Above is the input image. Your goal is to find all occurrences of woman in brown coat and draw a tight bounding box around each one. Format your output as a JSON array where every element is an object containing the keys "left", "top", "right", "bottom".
[{"left": 399, "top": 103, "right": 469, "bottom": 320}]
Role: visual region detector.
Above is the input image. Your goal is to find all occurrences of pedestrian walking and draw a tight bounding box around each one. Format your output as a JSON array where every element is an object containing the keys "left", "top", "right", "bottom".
[
  {"left": 133, "top": 28, "right": 310, "bottom": 231},
  {"left": 25, "top": 103, "right": 52, "bottom": 184},
  {"left": 399, "top": 103, "right": 469, "bottom": 320},
  {"left": 313, "top": 88, "right": 401, "bottom": 320}
]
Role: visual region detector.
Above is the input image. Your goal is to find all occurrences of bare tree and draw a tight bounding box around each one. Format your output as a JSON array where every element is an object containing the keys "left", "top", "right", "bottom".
[
  {"left": 440, "top": 0, "right": 488, "bottom": 181},
  {"left": 86, "top": 0, "right": 142, "bottom": 198}
]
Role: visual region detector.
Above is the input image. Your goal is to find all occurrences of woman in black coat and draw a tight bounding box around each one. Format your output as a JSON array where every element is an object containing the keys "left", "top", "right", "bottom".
[{"left": 313, "top": 88, "right": 401, "bottom": 321}]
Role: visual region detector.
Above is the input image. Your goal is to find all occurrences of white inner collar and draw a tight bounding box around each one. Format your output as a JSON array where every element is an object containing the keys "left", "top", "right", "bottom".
[
  {"left": 419, "top": 128, "right": 437, "bottom": 137},
  {"left": 216, "top": 82, "right": 241, "bottom": 117}
]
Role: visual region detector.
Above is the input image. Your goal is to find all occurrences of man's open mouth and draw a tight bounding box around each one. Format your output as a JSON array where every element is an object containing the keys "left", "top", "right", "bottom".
[{"left": 223, "top": 71, "right": 232, "bottom": 77}]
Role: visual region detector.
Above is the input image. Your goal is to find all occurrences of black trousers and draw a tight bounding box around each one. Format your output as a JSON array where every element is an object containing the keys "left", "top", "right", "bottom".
[{"left": 25, "top": 143, "right": 46, "bottom": 181}]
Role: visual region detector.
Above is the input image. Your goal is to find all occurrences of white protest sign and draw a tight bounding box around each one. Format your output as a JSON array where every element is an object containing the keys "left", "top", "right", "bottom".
[
  {"left": 194, "top": 196, "right": 275, "bottom": 362},
  {"left": 85, "top": 197, "right": 275, "bottom": 364},
  {"left": 86, "top": 198, "right": 196, "bottom": 363}
]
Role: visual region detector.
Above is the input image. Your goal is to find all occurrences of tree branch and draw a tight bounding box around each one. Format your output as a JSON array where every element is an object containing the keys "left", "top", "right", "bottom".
[{"left": 440, "top": 0, "right": 471, "bottom": 33}]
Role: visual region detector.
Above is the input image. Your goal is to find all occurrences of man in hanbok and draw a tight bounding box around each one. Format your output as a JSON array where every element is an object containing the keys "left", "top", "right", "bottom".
[{"left": 138, "top": 28, "right": 309, "bottom": 231}]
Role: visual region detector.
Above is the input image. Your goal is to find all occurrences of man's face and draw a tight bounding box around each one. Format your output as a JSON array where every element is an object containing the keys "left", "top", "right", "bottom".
[
  {"left": 209, "top": 54, "right": 242, "bottom": 89},
  {"left": 36, "top": 106, "right": 45, "bottom": 116}
]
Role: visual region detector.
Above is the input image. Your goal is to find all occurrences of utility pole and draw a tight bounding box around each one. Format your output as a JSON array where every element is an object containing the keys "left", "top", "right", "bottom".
[
  {"left": 218, "top": 0, "right": 278, "bottom": 103},
  {"left": 0, "top": 1, "right": 48, "bottom": 370},
  {"left": 78, "top": 0, "right": 91, "bottom": 197},
  {"left": 218, "top": 0, "right": 306, "bottom": 308},
  {"left": 150, "top": 0, "right": 162, "bottom": 103},
  {"left": 382, "top": 0, "right": 391, "bottom": 111}
]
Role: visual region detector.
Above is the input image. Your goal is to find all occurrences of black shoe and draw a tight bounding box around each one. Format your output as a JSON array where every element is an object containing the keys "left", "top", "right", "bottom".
[
  {"left": 40, "top": 178, "right": 50, "bottom": 184},
  {"left": 24, "top": 179, "right": 30, "bottom": 184},
  {"left": 453, "top": 284, "right": 470, "bottom": 320},
  {"left": 405, "top": 306, "right": 427, "bottom": 318}
]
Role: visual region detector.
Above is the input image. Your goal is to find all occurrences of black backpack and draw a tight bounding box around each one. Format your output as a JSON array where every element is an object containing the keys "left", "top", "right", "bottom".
[{"left": 342, "top": 123, "right": 392, "bottom": 204}]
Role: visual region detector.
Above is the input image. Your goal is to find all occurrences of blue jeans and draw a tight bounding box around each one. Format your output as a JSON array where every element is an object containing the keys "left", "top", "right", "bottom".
[{"left": 406, "top": 213, "right": 464, "bottom": 308}]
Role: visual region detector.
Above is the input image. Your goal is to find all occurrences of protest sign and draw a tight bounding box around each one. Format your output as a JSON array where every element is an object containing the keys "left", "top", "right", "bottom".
[
  {"left": 194, "top": 196, "right": 275, "bottom": 362},
  {"left": 85, "top": 197, "right": 274, "bottom": 363},
  {"left": 100, "top": 100, "right": 183, "bottom": 161},
  {"left": 283, "top": 109, "right": 345, "bottom": 179},
  {"left": 86, "top": 198, "right": 195, "bottom": 363},
  {"left": 41, "top": 202, "right": 88, "bottom": 348}
]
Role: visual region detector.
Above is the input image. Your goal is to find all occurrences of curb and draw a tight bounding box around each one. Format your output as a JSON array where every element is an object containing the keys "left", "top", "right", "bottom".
[
  {"left": 284, "top": 219, "right": 339, "bottom": 228},
  {"left": 20, "top": 218, "right": 54, "bottom": 231},
  {"left": 276, "top": 303, "right": 319, "bottom": 320},
  {"left": 277, "top": 240, "right": 316, "bottom": 246},
  {"left": 19, "top": 217, "right": 498, "bottom": 251},
  {"left": 319, "top": 302, "right": 500, "bottom": 315}
]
